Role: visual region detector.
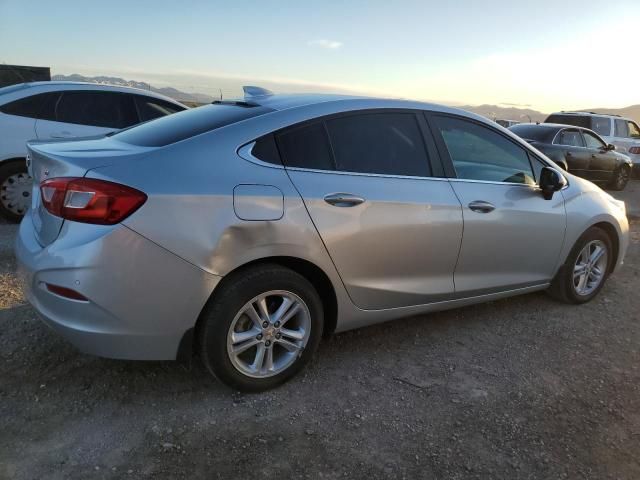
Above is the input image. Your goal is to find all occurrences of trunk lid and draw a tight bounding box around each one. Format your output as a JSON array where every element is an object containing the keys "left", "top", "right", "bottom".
[{"left": 27, "top": 136, "right": 153, "bottom": 246}]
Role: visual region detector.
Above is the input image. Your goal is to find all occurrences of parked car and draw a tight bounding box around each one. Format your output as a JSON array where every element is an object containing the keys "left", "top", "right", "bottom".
[
  {"left": 508, "top": 123, "right": 632, "bottom": 190},
  {"left": 495, "top": 119, "right": 520, "bottom": 128},
  {"left": 16, "top": 88, "right": 629, "bottom": 392},
  {"left": 0, "top": 81, "right": 187, "bottom": 221},
  {"left": 544, "top": 112, "right": 640, "bottom": 174}
]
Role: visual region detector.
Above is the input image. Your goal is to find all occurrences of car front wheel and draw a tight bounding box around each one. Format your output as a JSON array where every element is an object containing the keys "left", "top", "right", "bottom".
[
  {"left": 608, "top": 165, "right": 630, "bottom": 191},
  {"left": 548, "top": 227, "right": 612, "bottom": 304},
  {"left": 198, "top": 264, "right": 323, "bottom": 392}
]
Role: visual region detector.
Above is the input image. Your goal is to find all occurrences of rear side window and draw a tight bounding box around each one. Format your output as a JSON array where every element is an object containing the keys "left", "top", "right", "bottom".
[
  {"left": 435, "top": 115, "right": 535, "bottom": 185},
  {"left": 326, "top": 113, "right": 430, "bottom": 176},
  {"left": 590, "top": 117, "right": 611, "bottom": 136},
  {"left": 0, "top": 92, "right": 59, "bottom": 119},
  {"left": 252, "top": 134, "right": 282, "bottom": 165},
  {"left": 55, "top": 92, "right": 138, "bottom": 129},
  {"left": 555, "top": 129, "right": 585, "bottom": 147},
  {"left": 114, "top": 103, "right": 274, "bottom": 147},
  {"left": 615, "top": 119, "right": 629, "bottom": 138},
  {"left": 276, "top": 122, "right": 333, "bottom": 170},
  {"left": 134, "top": 96, "right": 184, "bottom": 122}
]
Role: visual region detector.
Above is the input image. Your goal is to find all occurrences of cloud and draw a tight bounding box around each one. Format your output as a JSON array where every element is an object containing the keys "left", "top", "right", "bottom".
[{"left": 308, "top": 39, "right": 343, "bottom": 50}]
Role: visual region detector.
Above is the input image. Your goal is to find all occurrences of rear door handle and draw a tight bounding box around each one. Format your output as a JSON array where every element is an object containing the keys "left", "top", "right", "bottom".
[
  {"left": 468, "top": 200, "right": 495, "bottom": 213},
  {"left": 324, "top": 193, "right": 365, "bottom": 207}
]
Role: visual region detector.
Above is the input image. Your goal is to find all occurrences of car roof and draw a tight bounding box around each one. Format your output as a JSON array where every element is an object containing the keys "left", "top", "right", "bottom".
[
  {"left": 1, "top": 81, "right": 186, "bottom": 107},
  {"left": 549, "top": 111, "right": 628, "bottom": 120}
]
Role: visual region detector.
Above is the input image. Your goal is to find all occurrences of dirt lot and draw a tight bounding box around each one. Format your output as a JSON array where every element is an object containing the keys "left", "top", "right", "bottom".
[{"left": 1, "top": 183, "right": 639, "bottom": 480}]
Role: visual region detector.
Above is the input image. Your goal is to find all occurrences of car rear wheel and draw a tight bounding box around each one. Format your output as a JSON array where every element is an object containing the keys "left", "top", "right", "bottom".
[
  {"left": 198, "top": 264, "right": 323, "bottom": 392},
  {"left": 608, "top": 165, "right": 630, "bottom": 191},
  {"left": 548, "top": 227, "right": 612, "bottom": 304},
  {"left": 0, "top": 160, "right": 32, "bottom": 222}
]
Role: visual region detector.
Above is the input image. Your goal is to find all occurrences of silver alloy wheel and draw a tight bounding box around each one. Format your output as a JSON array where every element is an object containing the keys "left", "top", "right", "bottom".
[
  {"left": 573, "top": 240, "right": 608, "bottom": 296},
  {"left": 1, "top": 173, "right": 32, "bottom": 216},
  {"left": 227, "top": 290, "right": 311, "bottom": 378},
  {"left": 616, "top": 167, "right": 629, "bottom": 189}
]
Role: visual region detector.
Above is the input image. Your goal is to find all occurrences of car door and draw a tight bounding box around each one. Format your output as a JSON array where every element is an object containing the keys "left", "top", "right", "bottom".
[
  {"left": 582, "top": 130, "right": 617, "bottom": 182},
  {"left": 35, "top": 90, "right": 139, "bottom": 140},
  {"left": 278, "top": 110, "right": 464, "bottom": 310},
  {"left": 429, "top": 113, "right": 566, "bottom": 296},
  {"left": 553, "top": 128, "right": 591, "bottom": 178}
]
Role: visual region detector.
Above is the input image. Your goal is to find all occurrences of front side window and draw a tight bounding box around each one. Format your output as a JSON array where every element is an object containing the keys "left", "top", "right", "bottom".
[
  {"left": 135, "top": 96, "right": 184, "bottom": 122},
  {"left": 615, "top": 119, "right": 629, "bottom": 138},
  {"left": 55, "top": 91, "right": 138, "bottom": 129},
  {"left": 556, "top": 129, "right": 584, "bottom": 147},
  {"left": 435, "top": 115, "right": 535, "bottom": 184},
  {"left": 582, "top": 131, "right": 605, "bottom": 149},
  {"left": 590, "top": 117, "right": 611, "bottom": 136},
  {"left": 326, "top": 113, "right": 430, "bottom": 176},
  {"left": 627, "top": 121, "right": 640, "bottom": 139}
]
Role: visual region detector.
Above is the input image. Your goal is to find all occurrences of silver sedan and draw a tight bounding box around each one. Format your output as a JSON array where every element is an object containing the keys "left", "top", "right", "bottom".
[{"left": 16, "top": 87, "right": 629, "bottom": 391}]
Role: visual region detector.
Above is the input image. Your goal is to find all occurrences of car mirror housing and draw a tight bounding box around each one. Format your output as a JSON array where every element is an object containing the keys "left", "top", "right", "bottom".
[
  {"left": 539, "top": 167, "right": 567, "bottom": 200},
  {"left": 607, "top": 144, "right": 616, "bottom": 151}
]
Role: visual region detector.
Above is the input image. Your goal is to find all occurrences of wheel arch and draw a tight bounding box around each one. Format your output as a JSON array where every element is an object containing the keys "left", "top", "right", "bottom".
[
  {"left": 190, "top": 256, "right": 339, "bottom": 357},
  {"left": 591, "top": 221, "right": 620, "bottom": 274}
]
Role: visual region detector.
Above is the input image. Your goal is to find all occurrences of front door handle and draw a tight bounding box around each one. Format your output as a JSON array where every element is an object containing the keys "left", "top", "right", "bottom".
[
  {"left": 324, "top": 193, "right": 365, "bottom": 207},
  {"left": 468, "top": 200, "right": 496, "bottom": 213}
]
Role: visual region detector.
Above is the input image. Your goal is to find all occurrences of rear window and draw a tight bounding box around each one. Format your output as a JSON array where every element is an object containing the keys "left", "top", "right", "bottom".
[
  {"left": 113, "top": 103, "right": 273, "bottom": 147},
  {"left": 545, "top": 114, "right": 590, "bottom": 129},
  {"left": 508, "top": 124, "right": 556, "bottom": 143}
]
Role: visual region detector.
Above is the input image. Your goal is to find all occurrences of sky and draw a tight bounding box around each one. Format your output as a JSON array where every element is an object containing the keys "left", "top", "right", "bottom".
[{"left": 1, "top": 0, "right": 639, "bottom": 112}]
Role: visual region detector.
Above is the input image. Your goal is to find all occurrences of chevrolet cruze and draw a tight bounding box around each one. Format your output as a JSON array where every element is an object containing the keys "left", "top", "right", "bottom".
[{"left": 16, "top": 87, "right": 629, "bottom": 391}]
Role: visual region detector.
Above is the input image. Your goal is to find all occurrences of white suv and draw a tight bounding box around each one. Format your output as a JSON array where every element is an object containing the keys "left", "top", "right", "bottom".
[
  {"left": 0, "top": 82, "right": 186, "bottom": 221},
  {"left": 545, "top": 112, "right": 640, "bottom": 174}
]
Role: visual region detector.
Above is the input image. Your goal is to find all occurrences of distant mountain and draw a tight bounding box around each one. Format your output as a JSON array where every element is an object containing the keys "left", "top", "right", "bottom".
[
  {"left": 461, "top": 104, "right": 548, "bottom": 123},
  {"left": 51, "top": 74, "right": 640, "bottom": 124},
  {"left": 52, "top": 74, "right": 215, "bottom": 105}
]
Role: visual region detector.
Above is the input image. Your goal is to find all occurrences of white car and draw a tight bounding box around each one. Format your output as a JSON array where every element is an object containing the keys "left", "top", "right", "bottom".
[
  {"left": 545, "top": 112, "right": 640, "bottom": 174},
  {"left": 0, "top": 81, "right": 186, "bottom": 221}
]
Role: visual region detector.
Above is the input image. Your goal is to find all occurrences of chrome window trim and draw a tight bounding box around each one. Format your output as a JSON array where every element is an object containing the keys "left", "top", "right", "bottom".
[
  {"left": 237, "top": 142, "right": 284, "bottom": 170},
  {"left": 283, "top": 165, "right": 450, "bottom": 182},
  {"left": 448, "top": 177, "right": 539, "bottom": 188}
]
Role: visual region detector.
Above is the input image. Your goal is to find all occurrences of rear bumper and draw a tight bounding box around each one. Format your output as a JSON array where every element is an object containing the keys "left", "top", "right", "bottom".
[{"left": 15, "top": 212, "right": 221, "bottom": 360}]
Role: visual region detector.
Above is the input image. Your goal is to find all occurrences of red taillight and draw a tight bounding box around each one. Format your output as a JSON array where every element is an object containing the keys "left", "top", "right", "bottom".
[
  {"left": 40, "top": 177, "right": 147, "bottom": 225},
  {"left": 629, "top": 146, "right": 640, "bottom": 155}
]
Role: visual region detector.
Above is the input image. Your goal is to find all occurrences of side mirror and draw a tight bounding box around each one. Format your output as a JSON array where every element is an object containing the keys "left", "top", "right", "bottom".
[
  {"left": 539, "top": 167, "right": 567, "bottom": 200},
  {"left": 606, "top": 143, "right": 616, "bottom": 151}
]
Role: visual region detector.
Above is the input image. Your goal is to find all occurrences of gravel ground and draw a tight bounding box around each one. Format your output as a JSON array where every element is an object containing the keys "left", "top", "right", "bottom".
[{"left": 1, "top": 183, "right": 639, "bottom": 479}]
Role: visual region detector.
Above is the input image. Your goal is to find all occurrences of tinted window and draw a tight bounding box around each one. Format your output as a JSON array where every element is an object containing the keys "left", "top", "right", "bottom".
[
  {"left": 556, "top": 129, "right": 584, "bottom": 147},
  {"left": 0, "top": 92, "right": 58, "bottom": 119},
  {"left": 55, "top": 92, "right": 138, "bottom": 128},
  {"left": 252, "top": 134, "right": 281, "bottom": 165},
  {"left": 615, "top": 119, "right": 629, "bottom": 138},
  {"left": 114, "top": 103, "right": 273, "bottom": 147},
  {"left": 545, "top": 114, "right": 589, "bottom": 129},
  {"left": 135, "top": 96, "right": 184, "bottom": 122},
  {"left": 325, "top": 113, "right": 430, "bottom": 176},
  {"left": 628, "top": 121, "right": 640, "bottom": 139},
  {"left": 583, "top": 131, "right": 605, "bottom": 149},
  {"left": 436, "top": 116, "right": 535, "bottom": 184},
  {"left": 590, "top": 117, "right": 611, "bottom": 136},
  {"left": 276, "top": 122, "right": 333, "bottom": 170},
  {"left": 508, "top": 124, "right": 556, "bottom": 143}
]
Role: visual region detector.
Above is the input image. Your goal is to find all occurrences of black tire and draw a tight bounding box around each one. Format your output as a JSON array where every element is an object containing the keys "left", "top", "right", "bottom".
[
  {"left": 198, "top": 264, "right": 324, "bottom": 392},
  {"left": 0, "top": 160, "right": 31, "bottom": 222},
  {"left": 608, "top": 165, "right": 630, "bottom": 191},
  {"left": 547, "top": 227, "right": 613, "bottom": 304}
]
